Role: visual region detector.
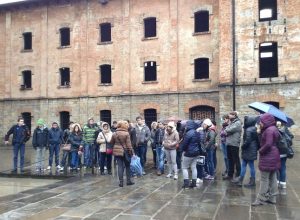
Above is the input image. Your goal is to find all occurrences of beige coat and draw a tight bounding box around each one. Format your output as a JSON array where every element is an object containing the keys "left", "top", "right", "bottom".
[
  {"left": 162, "top": 129, "right": 179, "bottom": 150},
  {"left": 97, "top": 130, "right": 113, "bottom": 152}
]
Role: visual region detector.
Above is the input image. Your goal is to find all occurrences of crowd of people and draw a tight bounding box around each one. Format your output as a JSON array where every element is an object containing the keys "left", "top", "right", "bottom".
[{"left": 4, "top": 111, "right": 295, "bottom": 205}]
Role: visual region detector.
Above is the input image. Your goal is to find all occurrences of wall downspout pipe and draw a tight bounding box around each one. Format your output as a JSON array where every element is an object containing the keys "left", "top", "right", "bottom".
[{"left": 232, "top": 0, "right": 236, "bottom": 111}]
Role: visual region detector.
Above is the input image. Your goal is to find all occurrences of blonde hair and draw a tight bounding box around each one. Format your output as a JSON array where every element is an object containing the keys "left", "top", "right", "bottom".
[{"left": 151, "top": 121, "right": 158, "bottom": 129}]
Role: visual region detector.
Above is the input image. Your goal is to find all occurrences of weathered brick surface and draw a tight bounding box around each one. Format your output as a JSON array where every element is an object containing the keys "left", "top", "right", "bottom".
[{"left": 0, "top": 0, "right": 299, "bottom": 139}]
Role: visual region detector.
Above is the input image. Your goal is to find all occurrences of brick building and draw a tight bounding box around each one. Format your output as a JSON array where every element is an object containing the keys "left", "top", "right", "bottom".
[{"left": 0, "top": 0, "right": 299, "bottom": 137}]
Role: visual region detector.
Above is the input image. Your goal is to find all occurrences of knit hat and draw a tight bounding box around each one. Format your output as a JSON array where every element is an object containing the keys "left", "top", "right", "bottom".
[
  {"left": 167, "top": 121, "right": 176, "bottom": 129},
  {"left": 37, "top": 118, "right": 45, "bottom": 126},
  {"left": 203, "top": 118, "right": 212, "bottom": 127}
]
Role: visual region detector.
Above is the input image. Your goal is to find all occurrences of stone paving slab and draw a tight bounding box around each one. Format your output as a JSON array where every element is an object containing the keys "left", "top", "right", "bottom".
[{"left": 0, "top": 138, "right": 299, "bottom": 219}]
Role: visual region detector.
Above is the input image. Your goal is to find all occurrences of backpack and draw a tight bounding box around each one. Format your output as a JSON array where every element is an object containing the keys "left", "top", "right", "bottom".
[{"left": 277, "top": 129, "right": 294, "bottom": 159}]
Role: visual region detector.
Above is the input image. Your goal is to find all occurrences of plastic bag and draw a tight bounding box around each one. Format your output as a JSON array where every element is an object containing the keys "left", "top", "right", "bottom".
[{"left": 130, "top": 155, "right": 143, "bottom": 176}]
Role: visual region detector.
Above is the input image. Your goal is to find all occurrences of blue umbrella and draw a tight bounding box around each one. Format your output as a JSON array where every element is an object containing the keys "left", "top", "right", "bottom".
[{"left": 248, "top": 102, "right": 288, "bottom": 123}]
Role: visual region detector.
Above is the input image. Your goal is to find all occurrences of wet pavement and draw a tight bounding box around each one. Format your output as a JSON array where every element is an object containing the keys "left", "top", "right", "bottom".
[{"left": 0, "top": 139, "right": 299, "bottom": 220}]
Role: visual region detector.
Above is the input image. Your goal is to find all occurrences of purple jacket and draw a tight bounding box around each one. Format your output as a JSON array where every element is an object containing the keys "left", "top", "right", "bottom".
[{"left": 258, "top": 113, "right": 280, "bottom": 172}]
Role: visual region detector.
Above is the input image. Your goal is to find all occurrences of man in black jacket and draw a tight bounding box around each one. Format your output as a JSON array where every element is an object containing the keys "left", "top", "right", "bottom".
[{"left": 5, "top": 117, "right": 31, "bottom": 173}]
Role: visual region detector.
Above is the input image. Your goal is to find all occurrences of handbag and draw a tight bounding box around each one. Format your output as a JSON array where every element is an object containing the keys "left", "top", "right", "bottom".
[
  {"left": 102, "top": 132, "right": 113, "bottom": 155},
  {"left": 62, "top": 137, "right": 71, "bottom": 151},
  {"left": 116, "top": 134, "right": 131, "bottom": 165}
]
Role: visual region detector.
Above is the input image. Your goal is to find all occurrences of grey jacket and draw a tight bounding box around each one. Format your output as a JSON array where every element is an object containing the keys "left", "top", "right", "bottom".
[
  {"left": 225, "top": 118, "right": 242, "bottom": 147},
  {"left": 135, "top": 124, "right": 151, "bottom": 146}
]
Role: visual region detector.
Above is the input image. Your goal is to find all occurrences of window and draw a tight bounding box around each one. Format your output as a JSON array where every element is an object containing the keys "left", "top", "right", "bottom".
[
  {"left": 144, "top": 17, "right": 156, "bottom": 38},
  {"left": 144, "top": 61, "right": 157, "bottom": 82},
  {"left": 100, "top": 110, "right": 111, "bottom": 126},
  {"left": 60, "top": 27, "right": 70, "bottom": 47},
  {"left": 100, "top": 64, "right": 112, "bottom": 84},
  {"left": 144, "top": 109, "right": 157, "bottom": 129},
  {"left": 23, "top": 32, "right": 32, "bottom": 50},
  {"left": 259, "top": 0, "right": 277, "bottom": 21},
  {"left": 189, "top": 106, "right": 215, "bottom": 121},
  {"left": 59, "top": 67, "right": 70, "bottom": 86},
  {"left": 259, "top": 42, "right": 278, "bottom": 78},
  {"left": 21, "top": 112, "right": 32, "bottom": 132},
  {"left": 194, "top": 58, "right": 209, "bottom": 79},
  {"left": 60, "top": 111, "right": 70, "bottom": 131},
  {"left": 100, "top": 23, "right": 111, "bottom": 42},
  {"left": 21, "top": 70, "right": 32, "bottom": 89},
  {"left": 194, "top": 11, "right": 209, "bottom": 33}
]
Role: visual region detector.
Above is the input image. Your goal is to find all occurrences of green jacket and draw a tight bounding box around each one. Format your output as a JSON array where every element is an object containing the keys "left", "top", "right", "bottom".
[{"left": 83, "top": 124, "right": 98, "bottom": 144}]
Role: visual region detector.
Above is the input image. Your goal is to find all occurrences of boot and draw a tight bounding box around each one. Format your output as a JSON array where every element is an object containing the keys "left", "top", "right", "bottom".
[
  {"left": 189, "top": 179, "right": 197, "bottom": 188},
  {"left": 127, "top": 179, "right": 135, "bottom": 186},
  {"left": 244, "top": 177, "right": 256, "bottom": 188},
  {"left": 119, "top": 180, "right": 123, "bottom": 187},
  {"left": 182, "top": 179, "right": 190, "bottom": 189},
  {"left": 236, "top": 177, "right": 244, "bottom": 187}
]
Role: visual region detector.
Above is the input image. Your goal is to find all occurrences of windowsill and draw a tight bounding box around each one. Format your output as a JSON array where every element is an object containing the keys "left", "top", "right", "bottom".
[
  {"left": 20, "top": 87, "right": 32, "bottom": 91},
  {"left": 57, "top": 45, "right": 71, "bottom": 49},
  {"left": 193, "top": 31, "right": 211, "bottom": 36},
  {"left": 259, "top": 18, "right": 277, "bottom": 22},
  {"left": 98, "top": 83, "right": 113, "bottom": 86},
  {"left": 57, "top": 85, "right": 71, "bottom": 89},
  {"left": 21, "top": 49, "right": 33, "bottom": 53},
  {"left": 142, "top": 81, "right": 158, "bottom": 84},
  {"left": 142, "top": 36, "right": 158, "bottom": 41},
  {"left": 97, "top": 41, "right": 113, "bottom": 45},
  {"left": 192, "top": 78, "right": 211, "bottom": 82}
]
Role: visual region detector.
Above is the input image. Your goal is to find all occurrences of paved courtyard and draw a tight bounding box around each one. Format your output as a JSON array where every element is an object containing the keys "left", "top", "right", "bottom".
[{"left": 0, "top": 139, "right": 299, "bottom": 220}]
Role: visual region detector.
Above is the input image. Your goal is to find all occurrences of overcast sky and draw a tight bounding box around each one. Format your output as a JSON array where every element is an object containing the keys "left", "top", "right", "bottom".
[{"left": 0, "top": 0, "right": 28, "bottom": 5}]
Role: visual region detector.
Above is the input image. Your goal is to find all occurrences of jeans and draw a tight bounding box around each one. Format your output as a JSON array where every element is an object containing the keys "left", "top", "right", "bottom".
[
  {"left": 84, "top": 143, "right": 96, "bottom": 167},
  {"left": 221, "top": 143, "right": 229, "bottom": 173},
  {"left": 182, "top": 156, "right": 198, "bottom": 180},
  {"left": 100, "top": 152, "right": 112, "bottom": 172},
  {"left": 213, "top": 148, "right": 217, "bottom": 172},
  {"left": 70, "top": 151, "right": 78, "bottom": 169},
  {"left": 257, "top": 171, "right": 278, "bottom": 203},
  {"left": 227, "top": 145, "right": 241, "bottom": 178},
  {"left": 13, "top": 143, "right": 25, "bottom": 171},
  {"left": 278, "top": 157, "right": 287, "bottom": 182},
  {"left": 165, "top": 149, "right": 177, "bottom": 175},
  {"left": 136, "top": 144, "right": 147, "bottom": 170},
  {"left": 115, "top": 156, "right": 131, "bottom": 181},
  {"left": 49, "top": 144, "right": 60, "bottom": 167},
  {"left": 240, "top": 159, "right": 255, "bottom": 178},
  {"left": 152, "top": 144, "right": 157, "bottom": 168},
  {"left": 60, "top": 151, "right": 71, "bottom": 167},
  {"left": 207, "top": 148, "right": 215, "bottom": 176},
  {"left": 176, "top": 150, "right": 183, "bottom": 170},
  {"left": 156, "top": 145, "right": 164, "bottom": 172},
  {"left": 35, "top": 147, "right": 46, "bottom": 170}
]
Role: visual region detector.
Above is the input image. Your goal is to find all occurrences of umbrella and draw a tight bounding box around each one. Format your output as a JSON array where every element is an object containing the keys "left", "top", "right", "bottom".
[
  {"left": 248, "top": 102, "right": 288, "bottom": 123},
  {"left": 287, "top": 117, "right": 295, "bottom": 127}
]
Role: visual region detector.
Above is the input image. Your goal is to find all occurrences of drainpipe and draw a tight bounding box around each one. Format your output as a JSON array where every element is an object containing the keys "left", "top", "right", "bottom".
[{"left": 232, "top": 0, "right": 236, "bottom": 111}]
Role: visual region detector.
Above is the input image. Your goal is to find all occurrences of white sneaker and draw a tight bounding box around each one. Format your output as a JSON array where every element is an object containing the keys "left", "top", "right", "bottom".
[
  {"left": 280, "top": 182, "right": 287, "bottom": 189},
  {"left": 56, "top": 165, "right": 62, "bottom": 169},
  {"left": 196, "top": 178, "right": 203, "bottom": 184},
  {"left": 46, "top": 166, "right": 51, "bottom": 170},
  {"left": 104, "top": 166, "right": 107, "bottom": 170},
  {"left": 166, "top": 174, "right": 173, "bottom": 178},
  {"left": 59, "top": 167, "right": 64, "bottom": 172},
  {"left": 173, "top": 174, "right": 178, "bottom": 180}
]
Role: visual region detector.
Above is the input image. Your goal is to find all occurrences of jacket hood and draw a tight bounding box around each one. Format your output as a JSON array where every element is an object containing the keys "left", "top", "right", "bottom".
[
  {"left": 71, "top": 123, "right": 82, "bottom": 132},
  {"left": 186, "top": 120, "right": 197, "bottom": 131},
  {"left": 244, "top": 116, "right": 259, "bottom": 128},
  {"left": 101, "top": 122, "right": 111, "bottom": 131},
  {"left": 117, "top": 120, "right": 129, "bottom": 130},
  {"left": 260, "top": 113, "right": 276, "bottom": 128},
  {"left": 209, "top": 124, "right": 217, "bottom": 132},
  {"left": 167, "top": 121, "right": 176, "bottom": 131}
]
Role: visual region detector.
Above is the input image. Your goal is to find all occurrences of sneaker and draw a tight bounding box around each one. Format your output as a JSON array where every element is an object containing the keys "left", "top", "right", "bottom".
[
  {"left": 173, "top": 174, "right": 178, "bottom": 180},
  {"left": 157, "top": 171, "right": 162, "bottom": 176},
  {"left": 56, "top": 165, "right": 62, "bottom": 169},
  {"left": 142, "top": 171, "right": 146, "bottom": 175},
  {"left": 196, "top": 178, "right": 203, "bottom": 184},
  {"left": 104, "top": 166, "right": 107, "bottom": 170},
  {"left": 59, "top": 167, "right": 64, "bottom": 172},
  {"left": 166, "top": 174, "right": 173, "bottom": 178},
  {"left": 204, "top": 175, "right": 214, "bottom": 180},
  {"left": 280, "top": 182, "right": 287, "bottom": 189},
  {"left": 47, "top": 166, "right": 51, "bottom": 170}
]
